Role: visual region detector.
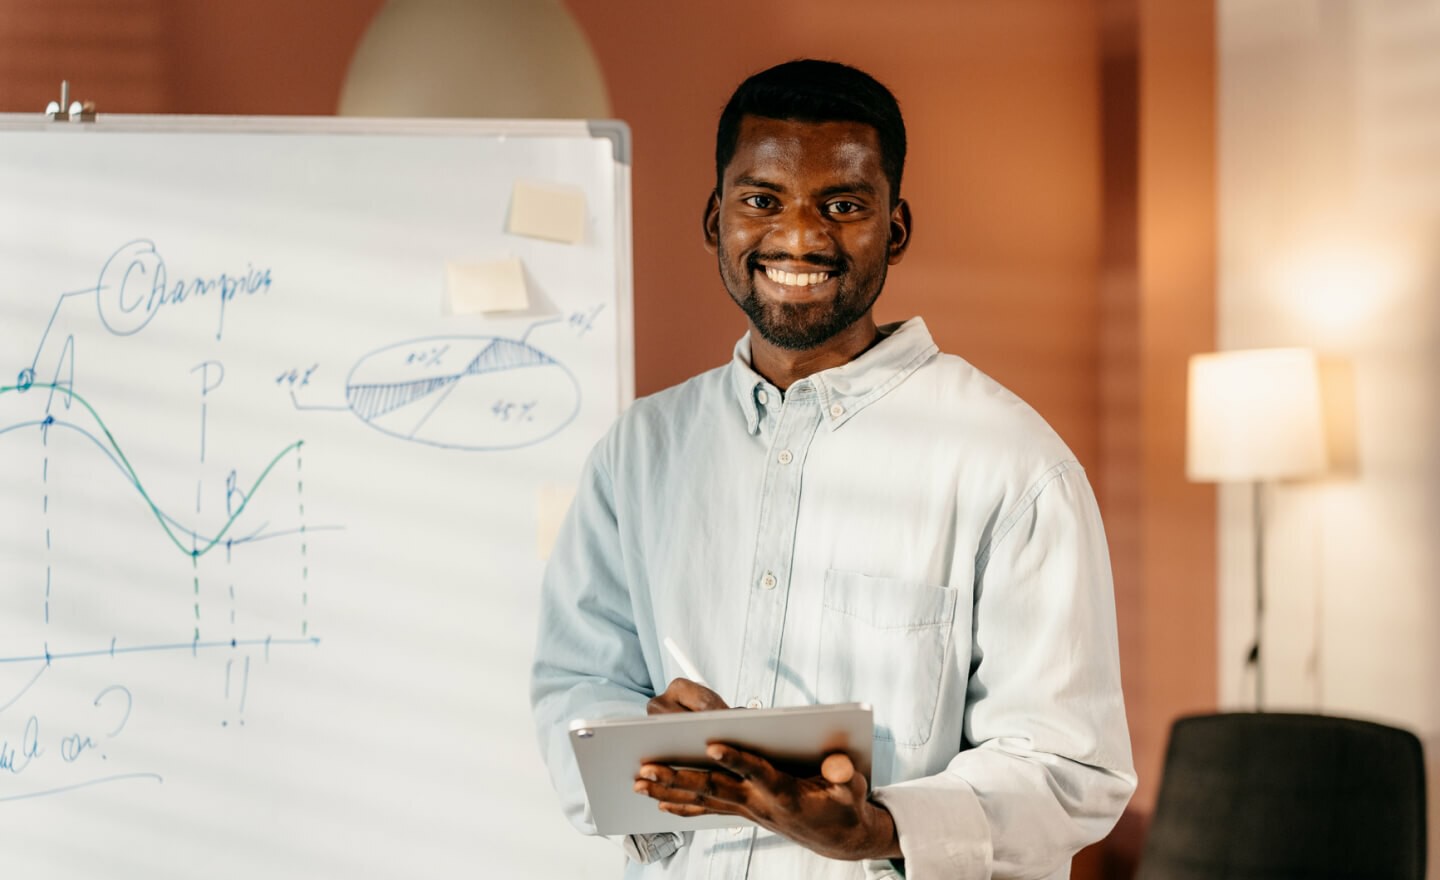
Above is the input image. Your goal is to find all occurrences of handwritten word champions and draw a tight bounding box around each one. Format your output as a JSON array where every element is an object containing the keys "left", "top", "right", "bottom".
[{"left": 95, "top": 239, "right": 273, "bottom": 341}]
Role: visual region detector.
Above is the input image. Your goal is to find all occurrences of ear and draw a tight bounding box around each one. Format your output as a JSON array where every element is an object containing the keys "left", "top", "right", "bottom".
[
  {"left": 702, "top": 190, "right": 721, "bottom": 254},
  {"left": 887, "top": 198, "right": 912, "bottom": 265}
]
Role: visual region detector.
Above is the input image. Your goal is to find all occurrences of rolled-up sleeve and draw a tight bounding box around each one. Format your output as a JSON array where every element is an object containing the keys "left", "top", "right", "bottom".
[{"left": 871, "top": 465, "right": 1137, "bottom": 879}]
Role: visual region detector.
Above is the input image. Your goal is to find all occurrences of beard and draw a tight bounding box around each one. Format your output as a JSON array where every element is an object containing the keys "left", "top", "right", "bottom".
[{"left": 717, "top": 245, "right": 888, "bottom": 351}]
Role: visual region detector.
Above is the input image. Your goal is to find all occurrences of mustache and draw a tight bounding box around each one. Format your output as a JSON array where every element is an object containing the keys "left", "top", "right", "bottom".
[{"left": 746, "top": 251, "right": 847, "bottom": 274}]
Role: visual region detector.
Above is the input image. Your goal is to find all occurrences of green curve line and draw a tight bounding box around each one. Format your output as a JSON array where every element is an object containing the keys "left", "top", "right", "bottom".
[{"left": 1, "top": 381, "right": 303, "bottom": 560}]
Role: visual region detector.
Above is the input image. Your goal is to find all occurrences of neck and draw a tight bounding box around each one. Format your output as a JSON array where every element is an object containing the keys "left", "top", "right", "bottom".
[{"left": 748, "top": 315, "right": 880, "bottom": 391}]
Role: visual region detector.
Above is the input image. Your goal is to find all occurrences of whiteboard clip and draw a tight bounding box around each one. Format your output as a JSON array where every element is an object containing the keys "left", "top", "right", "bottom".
[{"left": 44, "top": 80, "right": 96, "bottom": 122}]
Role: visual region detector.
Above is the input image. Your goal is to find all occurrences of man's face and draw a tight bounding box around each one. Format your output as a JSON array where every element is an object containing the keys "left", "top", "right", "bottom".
[{"left": 705, "top": 115, "right": 910, "bottom": 352}]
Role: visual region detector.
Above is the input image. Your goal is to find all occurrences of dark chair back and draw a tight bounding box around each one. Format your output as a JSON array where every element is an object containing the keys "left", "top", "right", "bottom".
[{"left": 1138, "top": 712, "right": 1426, "bottom": 880}]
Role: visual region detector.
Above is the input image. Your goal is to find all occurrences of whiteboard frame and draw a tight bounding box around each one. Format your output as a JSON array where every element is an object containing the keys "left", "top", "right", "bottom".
[{"left": 0, "top": 113, "right": 636, "bottom": 411}]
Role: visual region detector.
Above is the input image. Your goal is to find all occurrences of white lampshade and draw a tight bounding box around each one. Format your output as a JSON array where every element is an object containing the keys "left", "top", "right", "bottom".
[
  {"left": 338, "top": 0, "right": 611, "bottom": 118},
  {"left": 1187, "top": 348, "right": 1327, "bottom": 482}
]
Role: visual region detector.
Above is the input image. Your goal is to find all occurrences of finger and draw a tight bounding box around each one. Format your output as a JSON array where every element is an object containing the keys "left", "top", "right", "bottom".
[
  {"left": 635, "top": 764, "right": 744, "bottom": 807},
  {"left": 706, "top": 743, "right": 778, "bottom": 787},
  {"left": 672, "top": 679, "right": 729, "bottom": 712},
  {"left": 647, "top": 679, "right": 730, "bottom": 715},
  {"left": 821, "top": 752, "right": 854, "bottom": 785},
  {"left": 657, "top": 802, "right": 710, "bottom": 817},
  {"left": 646, "top": 693, "right": 684, "bottom": 715},
  {"left": 636, "top": 776, "right": 744, "bottom": 815}
]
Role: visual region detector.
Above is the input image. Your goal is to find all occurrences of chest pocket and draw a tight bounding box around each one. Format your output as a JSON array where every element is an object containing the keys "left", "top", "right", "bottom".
[{"left": 817, "top": 569, "right": 958, "bottom": 748}]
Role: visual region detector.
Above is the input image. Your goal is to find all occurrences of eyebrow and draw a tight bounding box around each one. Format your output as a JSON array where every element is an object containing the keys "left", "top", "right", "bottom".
[
  {"left": 731, "top": 176, "right": 879, "bottom": 199},
  {"left": 732, "top": 175, "right": 784, "bottom": 193},
  {"left": 816, "top": 181, "right": 878, "bottom": 199}
]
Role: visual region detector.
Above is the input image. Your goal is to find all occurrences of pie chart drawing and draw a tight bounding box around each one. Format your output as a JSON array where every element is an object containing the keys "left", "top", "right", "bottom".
[{"left": 345, "top": 336, "right": 580, "bottom": 450}]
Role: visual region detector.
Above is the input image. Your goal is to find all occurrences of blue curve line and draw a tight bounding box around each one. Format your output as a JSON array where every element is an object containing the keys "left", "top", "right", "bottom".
[
  {"left": 0, "top": 772, "right": 164, "bottom": 804},
  {"left": 0, "top": 418, "right": 338, "bottom": 551}
]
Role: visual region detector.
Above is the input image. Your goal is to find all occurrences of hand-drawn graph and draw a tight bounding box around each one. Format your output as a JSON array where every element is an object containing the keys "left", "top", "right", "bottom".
[
  {"left": 342, "top": 335, "right": 581, "bottom": 450},
  {"left": 0, "top": 237, "right": 331, "bottom": 811},
  {"left": 1, "top": 239, "right": 324, "bottom": 753}
]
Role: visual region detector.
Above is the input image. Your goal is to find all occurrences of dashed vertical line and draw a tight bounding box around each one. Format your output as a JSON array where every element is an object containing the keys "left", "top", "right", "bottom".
[
  {"left": 296, "top": 442, "right": 308, "bottom": 637},
  {"left": 193, "top": 554, "right": 201, "bottom": 632},
  {"left": 42, "top": 425, "right": 50, "bottom": 628},
  {"left": 192, "top": 535, "right": 201, "bottom": 645}
]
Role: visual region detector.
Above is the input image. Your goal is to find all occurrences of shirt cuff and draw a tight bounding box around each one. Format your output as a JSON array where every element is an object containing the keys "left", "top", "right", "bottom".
[
  {"left": 871, "top": 775, "right": 992, "bottom": 879},
  {"left": 616, "top": 831, "right": 688, "bottom": 864}
]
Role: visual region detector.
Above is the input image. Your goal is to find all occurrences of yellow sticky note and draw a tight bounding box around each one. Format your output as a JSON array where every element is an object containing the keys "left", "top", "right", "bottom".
[
  {"left": 508, "top": 180, "right": 587, "bottom": 244},
  {"left": 444, "top": 258, "right": 529, "bottom": 314},
  {"left": 536, "top": 483, "right": 578, "bottom": 560}
]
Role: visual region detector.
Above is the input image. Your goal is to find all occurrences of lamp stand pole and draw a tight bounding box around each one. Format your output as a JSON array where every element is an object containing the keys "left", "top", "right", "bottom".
[{"left": 1251, "top": 480, "right": 1265, "bottom": 711}]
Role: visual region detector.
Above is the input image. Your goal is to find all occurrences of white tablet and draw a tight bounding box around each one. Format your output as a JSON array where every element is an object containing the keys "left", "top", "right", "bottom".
[{"left": 568, "top": 703, "right": 873, "bottom": 835}]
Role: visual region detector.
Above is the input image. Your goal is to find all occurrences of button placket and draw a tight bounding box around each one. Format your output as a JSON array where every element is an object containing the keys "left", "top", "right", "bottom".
[{"left": 732, "top": 387, "right": 821, "bottom": 744}]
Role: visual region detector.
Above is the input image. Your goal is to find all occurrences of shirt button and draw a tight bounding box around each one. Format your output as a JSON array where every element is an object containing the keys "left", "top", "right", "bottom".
[
  {"left": 777, "top": 449, "right": 793, "bottom": 465},
  {"left": 760, "top": 572, "right": 777, "bottom": 590},
  {"left": 829, "top": 403, "right": 845, "bottom": 418},
  {"left": 746, "top": 698, "right": 764, "bottom": 709},
  {"left": 756, "top": 389, "right": 769, "bottom": 405}
]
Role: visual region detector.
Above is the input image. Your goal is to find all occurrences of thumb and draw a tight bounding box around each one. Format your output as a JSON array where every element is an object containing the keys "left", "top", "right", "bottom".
[
  {"left": 821, "top": 752, "right": 854, "bottom": 785},
  {"left": 821, "top": 753, "right": 870, "bottom": 806}
]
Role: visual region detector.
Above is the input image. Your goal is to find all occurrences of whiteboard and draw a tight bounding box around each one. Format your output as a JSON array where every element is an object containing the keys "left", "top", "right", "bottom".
[{"left": 0, "top": 116, "right": 629, "bottom": 878}]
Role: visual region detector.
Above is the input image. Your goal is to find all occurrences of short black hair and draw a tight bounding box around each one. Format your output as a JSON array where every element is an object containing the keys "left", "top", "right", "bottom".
[{"left": 715, "top": 59, "right": 906, "bottom": 205}]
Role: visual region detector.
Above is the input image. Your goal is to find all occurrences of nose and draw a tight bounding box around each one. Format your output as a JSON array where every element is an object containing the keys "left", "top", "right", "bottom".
[{"left": 772, "top": 202, "right": 830, "bottom": 254}]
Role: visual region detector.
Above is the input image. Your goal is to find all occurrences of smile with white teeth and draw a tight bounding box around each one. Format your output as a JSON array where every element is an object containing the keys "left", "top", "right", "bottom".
[{"left": 763, "top": 267, "right": 831, "bottom": 287}]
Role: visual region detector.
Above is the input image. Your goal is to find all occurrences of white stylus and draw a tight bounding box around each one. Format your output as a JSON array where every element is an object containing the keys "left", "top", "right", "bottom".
[{"left": 662, "top": 636, "right": 709, "bottom": 687}]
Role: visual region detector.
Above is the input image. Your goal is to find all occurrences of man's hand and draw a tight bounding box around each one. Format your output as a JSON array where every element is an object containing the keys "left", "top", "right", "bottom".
[
  {"left": 632, "top": 744, "right": 902, "bottom": 862},
  {"left": 647, "top": 677, "right": 728, "bottom": 714}
]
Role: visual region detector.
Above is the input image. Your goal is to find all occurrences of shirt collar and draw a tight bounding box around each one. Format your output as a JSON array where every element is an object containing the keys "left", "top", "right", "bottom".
[{"left": 728, "top": 317, "right": 940, "bottom": 434}]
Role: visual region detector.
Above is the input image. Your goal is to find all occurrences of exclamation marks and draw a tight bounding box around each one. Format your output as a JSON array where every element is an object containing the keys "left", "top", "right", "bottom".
[
  {"left": 222, "top": 655, "right": 250, "bottom": 728},
  {"left": 295, "top": 441, "right": 308, "bottom": 638}
]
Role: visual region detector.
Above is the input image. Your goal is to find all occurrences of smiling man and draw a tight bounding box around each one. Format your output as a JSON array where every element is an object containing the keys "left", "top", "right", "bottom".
[{"left": 532, "top": 60, "right": 1136, "bottom": 879}]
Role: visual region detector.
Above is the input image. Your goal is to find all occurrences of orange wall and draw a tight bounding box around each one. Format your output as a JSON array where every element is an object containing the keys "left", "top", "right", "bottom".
[
  {"left": 0, "top": 0, "right": 381, "bottom": 115},
  {"left": 1135, "top": 0, "right": 1219, "bottom": 808},
  {"left": 1091, "top": 2, "right": 1219, "bottom": 871}
]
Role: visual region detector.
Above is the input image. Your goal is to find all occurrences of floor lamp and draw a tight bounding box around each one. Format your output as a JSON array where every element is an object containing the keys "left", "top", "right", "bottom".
[{"left": 1186, "top": 348, "right": 1327, "bottom": 710}]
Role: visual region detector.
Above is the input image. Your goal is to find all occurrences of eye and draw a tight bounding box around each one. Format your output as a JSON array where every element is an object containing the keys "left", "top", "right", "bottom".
[
  {"left": 742, "top": 194, "right": 776, "bottom": 209},
  {"left": 826, "top": 200, "right": 862, "bottom": 215}
]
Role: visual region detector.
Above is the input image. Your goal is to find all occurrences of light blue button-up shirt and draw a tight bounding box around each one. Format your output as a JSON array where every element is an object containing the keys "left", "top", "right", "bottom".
[{"left": 532, "top": 318, "right": 1136, "bottom": 879}]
